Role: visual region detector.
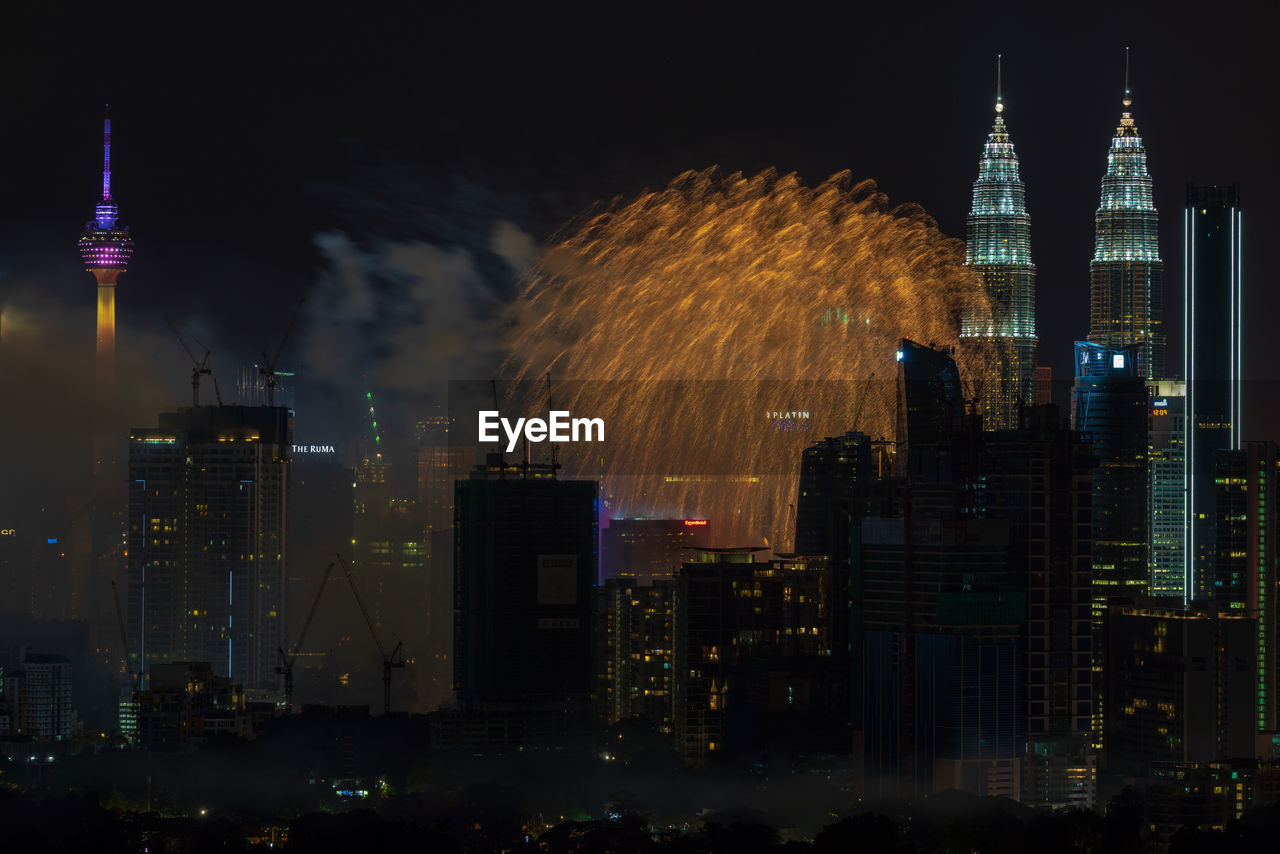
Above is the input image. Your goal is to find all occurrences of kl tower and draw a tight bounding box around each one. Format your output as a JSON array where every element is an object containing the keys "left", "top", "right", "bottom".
[
  {"left": 79, "top": 107, "right": 133, "bottom": 479},
  {"left": 73, "top": 107, "right": 133, "bottom": 630}
]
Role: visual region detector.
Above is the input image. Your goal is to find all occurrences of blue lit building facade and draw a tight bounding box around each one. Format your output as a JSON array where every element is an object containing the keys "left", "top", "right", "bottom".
[
  {"left": 960, "top": 94, "right": 1037, "bottom": 430},
  {"left": 1070, "top": 341, "right": 1149, "bottom": 746},
  {"left": 1088, "top": 90, "right": 1164, "bottom": 381}
]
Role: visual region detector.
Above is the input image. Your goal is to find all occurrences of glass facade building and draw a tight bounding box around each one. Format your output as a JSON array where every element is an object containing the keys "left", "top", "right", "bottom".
[
  {"left": 960, "top": 98, "right": 1038, "bottom": 430},
  {"left": 1148, "top": 380, "right": 1187, "bottom": 599},
  {"left": 1088, "top": 91, "right": 1165, "bottom": 380},
  {"left": 1070, "top": 341, "right": 1150, "bottom": 746},
  {"left": 1185, "top": 184, "right": 1243, "bottom": 601}
]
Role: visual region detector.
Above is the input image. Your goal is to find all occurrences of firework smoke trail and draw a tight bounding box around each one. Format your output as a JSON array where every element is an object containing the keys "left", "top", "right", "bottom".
[{"left": 504, "top": 168, "right": 991, "bottom": 547}]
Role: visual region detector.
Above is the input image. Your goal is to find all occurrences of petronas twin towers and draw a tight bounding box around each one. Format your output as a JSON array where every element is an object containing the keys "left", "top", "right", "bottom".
[{"left": 961, "top": 58, "right": 1163, "bottom": 429}]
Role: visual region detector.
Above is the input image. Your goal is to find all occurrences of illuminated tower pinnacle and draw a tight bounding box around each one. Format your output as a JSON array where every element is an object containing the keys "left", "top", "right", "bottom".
[
  {"left": 79, "top": 106, "right": 134, "bottom": 477},
  {"left": 960, "top": 55, "right": 1038, "bottom": 430},
  {"left": 1088, "top": 49, "right": 1164, "bottom": 380}
]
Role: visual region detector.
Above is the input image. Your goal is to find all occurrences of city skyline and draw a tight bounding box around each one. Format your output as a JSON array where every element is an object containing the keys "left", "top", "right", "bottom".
[
  {"left": 0, "top": 7, "right": 1277, "bottom": 849},
  {"left": 0, "top": 8, "right": 1273, "bottom": 460}
]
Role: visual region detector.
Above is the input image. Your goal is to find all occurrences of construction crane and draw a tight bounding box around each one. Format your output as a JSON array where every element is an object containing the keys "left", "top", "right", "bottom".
[
  {"left": 110, "top": 579, "right": 139, "bottom": 691},
  {"left": 849, "top": 372, "right": 877, "bottom": 433},
  {"left": 275, "top": 560, "right": 335, "bottom": 712},
  {"left": 165, "top": 315, "right": 212, "bottom": 407},
  {"left": 260, "top": 298, "right": 303, "bottom": 406},
  {"left": 335, "top": 552, "right": 404, "bottom": 715}
]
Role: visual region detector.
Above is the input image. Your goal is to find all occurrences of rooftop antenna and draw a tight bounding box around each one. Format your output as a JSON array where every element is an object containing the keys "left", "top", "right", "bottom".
[
  {"left": 102, "top": 104, "right": 112, "bottom": 201},
  {"left": 995, "top": 54, "right": 1003, "bottom": 114},
  {"left": 1123, "top": 46, "right": 1132, "bottom": 108}
]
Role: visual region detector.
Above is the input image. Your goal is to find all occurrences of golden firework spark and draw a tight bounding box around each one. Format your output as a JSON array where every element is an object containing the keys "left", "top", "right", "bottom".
[{"left": 504, "top": 168, "right": 991, "bottom": 548}]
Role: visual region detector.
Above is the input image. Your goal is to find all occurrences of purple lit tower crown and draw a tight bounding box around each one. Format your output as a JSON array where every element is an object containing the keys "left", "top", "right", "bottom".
[{"left": 78, "top": 109, "right": 133, "bottom": 277}]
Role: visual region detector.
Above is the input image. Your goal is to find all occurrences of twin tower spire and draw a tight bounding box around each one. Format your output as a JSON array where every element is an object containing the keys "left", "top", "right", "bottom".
[{"left": 962, "top": 48, "right": 1162, "bottom": 431}]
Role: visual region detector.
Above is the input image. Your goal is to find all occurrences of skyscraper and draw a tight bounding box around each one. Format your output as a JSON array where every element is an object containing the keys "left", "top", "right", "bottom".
[
  {"left": 1213, "top": 442, "right": 1278, "bottom": 732},
  {"left": 1185, "top": 184, "right": 1243, "bottom": 601},
  {"left": 1070, "top": 340, "right": 1149, "bottom": 748},
  {"left": 126, "top": 406, "right": 291, "bottom": 692},
  {"left": 1105, "top": 601, "right": 1256, "bottom": 772},
  {"left": 960, "top": 64, "right": 1037, "bottom": 430},
  {"left": 453, "top": 455, "right": 597, "bottom": 750},
  {"left": 1088, "top": 67, "right": 1164, "bottom": 380},
  {"left": 1148, "top": 380, "right": 1187, "bottom": 598}
]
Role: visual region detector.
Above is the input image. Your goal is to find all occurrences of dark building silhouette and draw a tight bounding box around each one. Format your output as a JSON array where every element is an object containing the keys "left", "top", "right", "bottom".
[
  {"left": 1069, "top": 341, "right": 1148, "bottom": 747},
  {"left": 453, "top": 455, "right": 597, "bottom": 750},
  {"left": 793, "top": 430, "right": 895, "bottom": 774},
  {"left": 126, "top": 406, "right": 291, "bottom": 692},
  {"left": 981, "top": 408, "right": 1095, "bottom": 740},
  {"left": 601, "top": 518, "right": 711, "bottom": 586},
  {"left": 859, "top": 516, "right": 1022, "bottom": 798},
  {"left": 1186, "top": 184, "right": 1243, "bottom": 602},
  {"left": 1105, "top": 601, "right": 1256, "bottom": 773},
  {"left": 671, "top": 549, "right": 836, "bottom": 768},
  {"left": 415, "top": 414, "right": 463, "bottom": 710}
]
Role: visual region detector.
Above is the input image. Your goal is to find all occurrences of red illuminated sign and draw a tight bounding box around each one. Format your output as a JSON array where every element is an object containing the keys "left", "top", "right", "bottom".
[{"left": 683, "top": 520, "right": 708, "bottom": 527}]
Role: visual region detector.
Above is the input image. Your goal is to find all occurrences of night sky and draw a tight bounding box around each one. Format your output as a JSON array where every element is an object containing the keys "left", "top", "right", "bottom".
[{"left": 1, "top": 3, "right": 1275, "bottom": 451}]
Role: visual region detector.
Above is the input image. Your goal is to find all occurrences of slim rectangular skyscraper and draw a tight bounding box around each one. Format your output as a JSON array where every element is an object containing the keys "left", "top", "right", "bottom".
[
  {"left": 1070, "top": 341, "right": 1149, "bottom": 747},
  {"left": 1185, "top": 184, "right": 1243, "bottom": 602},
  {"left": 1148, "top": 380, "right": 1187, "bottom": 599}
]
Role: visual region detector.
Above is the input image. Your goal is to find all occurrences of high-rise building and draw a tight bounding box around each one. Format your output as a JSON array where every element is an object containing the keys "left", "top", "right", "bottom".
[
  {"left": 600, "top": 577, "right": 675, "bottom": 732},
  {"left": 1148, "top": 380, "right": 1187, "bottom": 599},
  {"left": 859, "top": 516, "right": 1024, "bottom": 797},
  {"left": 1087, "top": 76, "right": 1164, "bottom": 380},
  {"left": 1070, "top": 341, "right": 1149, "bottom": 747},
  {"left": 1034, "top": 366, "right": 1053, "bottom": 407},
  {"left": 896, "top": 338, "right": 970, "bottom": 518},
  {"left": 453, "top": 455, "right": 597, "bottom": 750},
  {"left": 601, "top": 518, "right": 711, "bottom": 586},
  {"left": 414, "top": 413, "right": 464, "bottom": 710},
  {"left": 960, "top": 74, "right": 1037, "bottom": 430},
  {"left": 1214, "top": 442, "right": 1279, "bottom": 732},
  {"left": 1105, "top": 601, "right": 1256, "bottom": 772},
  {"left": 671, "top": 549, "right": 836, "bottom": 768},
  {"left": 0, "top": 651, "right": 75, "bottom": 741},
  {"left": 126, "top": 406, "right": 291, "bottom": 692},
  {"left": 1185, "top": 184, "right": 1243, "bottom": 601},
  {"left": 981, "top": 407, "right": 1095, "bottom": 744}
]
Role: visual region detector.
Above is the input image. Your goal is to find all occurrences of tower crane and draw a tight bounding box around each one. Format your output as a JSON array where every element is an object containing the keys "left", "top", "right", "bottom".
[
  {"left": 275, "top": 561, "right": 335, "bottom": 712},
  {"left": 335, "top": 552, "right": 404, "bottom": 715},
  {"left": 110, "top": 579, "right": 140, "bottom": 691},
  {"left": 165, "top": 315, "right": 212, "bottom": 407},
  {"left": 260, "top": 298, "right": 303, "bottom": 406},
  {"left": 849, "top": 372, "right": 877, "bottom": 433}
]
